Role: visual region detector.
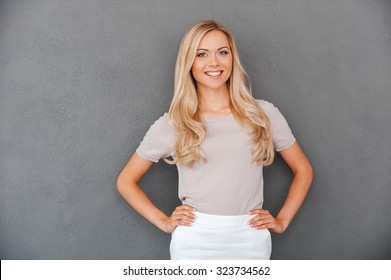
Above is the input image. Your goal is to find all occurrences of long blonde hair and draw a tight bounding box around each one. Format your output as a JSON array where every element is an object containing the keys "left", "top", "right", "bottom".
[{"left": 164, "top": 19, "right": 274, "bottom": 167}]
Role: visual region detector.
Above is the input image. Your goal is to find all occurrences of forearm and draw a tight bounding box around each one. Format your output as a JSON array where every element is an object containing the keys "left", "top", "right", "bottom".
[
  {"left": 276, "top": 166, "right": 313, "bottom": 231},
  {"left": 117, "top": 181, "right": 169, "bottom": 232}
]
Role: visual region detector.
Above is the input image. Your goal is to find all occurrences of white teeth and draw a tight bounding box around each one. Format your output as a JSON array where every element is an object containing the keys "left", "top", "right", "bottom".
[{"left": 205, "top": 71, "right": 222, "bottom": 76}]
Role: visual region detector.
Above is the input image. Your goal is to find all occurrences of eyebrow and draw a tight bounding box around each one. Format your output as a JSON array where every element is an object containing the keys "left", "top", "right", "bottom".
[{"left": 197, "top": 46, "right": 230, "bottom": 51}]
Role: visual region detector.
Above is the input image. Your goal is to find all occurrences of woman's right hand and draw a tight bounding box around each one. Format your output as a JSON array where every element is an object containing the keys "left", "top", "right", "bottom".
[{"left": 161, "top": 204, "right": 197, "bottom": 233}]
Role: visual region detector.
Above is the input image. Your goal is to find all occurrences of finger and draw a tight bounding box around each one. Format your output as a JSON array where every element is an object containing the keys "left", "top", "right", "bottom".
[
  {"left": 173, "top": 210, "right": 197, "bottom": 220},
  {"left": 178, "top": 219, "right": 193, "bottom": 227},
  {"left": 249, "top": 209, "right": 270, "bottom": 215},
  {"left": 176, "top": 213, "right": 197, "bottom": 223},
  {"left": 250, "top": 219, "right": 276, "bottom": 228},
  {"left": 169, "top": 216, "right": 191, "bottom": 228},
  {"left": 171, "top": 217, "right": 194, "bottom": 228},
  {"left": 248, "top": 213, "right": 273, "bottom": 224},
  {"left": 174, "top": 204, "right": 197, "bottom": 214},
  {"left": 255, "top": 222, "right": 274, "bottom": 229},
  {"left": 249, "top": 216, "right": 274, "bottom": 227},
  {"left": 176, "top": 204, "right": 197, "bottom": 212}
]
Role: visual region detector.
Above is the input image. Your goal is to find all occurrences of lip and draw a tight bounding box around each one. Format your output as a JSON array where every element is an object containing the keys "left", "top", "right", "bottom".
[{"left": 204, "top": 70, "right": 224, "bottom": 79}]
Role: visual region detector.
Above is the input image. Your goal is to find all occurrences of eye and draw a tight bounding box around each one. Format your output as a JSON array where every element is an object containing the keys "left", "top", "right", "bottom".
[
  {"left": 219, "top": 50, "right": 229, "bottom": 55},
  {"left": 197, "top": 52, "right": 207, "bottom": 57}
]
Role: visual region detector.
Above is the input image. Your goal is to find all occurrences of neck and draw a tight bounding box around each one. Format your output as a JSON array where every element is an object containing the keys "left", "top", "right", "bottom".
[{"left": 197, "top": 85, "right": 231, "bottom": 114}]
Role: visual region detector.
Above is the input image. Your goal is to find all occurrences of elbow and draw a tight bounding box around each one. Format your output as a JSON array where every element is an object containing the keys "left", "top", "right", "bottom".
[
  {"left": 116, "top": 176, "right": 127, "bottom": 194},
  {"left": 309, "top": 164, "right": 314, "bottom": 181},
  {"left": 304, "top": 163, "right": 314, "bottom": 186},
  {"left": 294, "top": 162, "right": 314, "bottom": 186},
  {"left": 116, "top": 175, "right": 138, "bottom": 194}
]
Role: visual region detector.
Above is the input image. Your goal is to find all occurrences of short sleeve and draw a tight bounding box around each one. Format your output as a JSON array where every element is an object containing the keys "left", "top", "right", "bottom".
[
  {"left": 256, "top": 99, "right": 296, "bottom": 152},
  {"left": 136, "top": 113, "right": 175, "bottom": 163}
]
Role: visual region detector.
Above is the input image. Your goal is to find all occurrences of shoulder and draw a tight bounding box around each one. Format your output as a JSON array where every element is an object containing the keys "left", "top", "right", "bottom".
[
  {"left": 150, "top": 112, "right": 169, "bottom": 127},
  {"left": 254, "top": 99, "right": 296, "bottom": 151},
  {"left": 144, "top": 112, "right": 174, "bottom": 135},
  {"left": 137, "top": 112, "right": 174, "bottom": 162},
  {"left": 154, "top": 112, "right": 168, "bottom": 121},
  {"left": 254, "top": 98, "right": 290, "bottom": 125},
  {"left": 254, "top": 99, "right": 279, "bottom": 115}
]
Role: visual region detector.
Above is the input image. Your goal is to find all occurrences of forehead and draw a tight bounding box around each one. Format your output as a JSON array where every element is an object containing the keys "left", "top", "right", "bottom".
[{"left": 198, "top": 30, "right": 229, "bottom": 49}]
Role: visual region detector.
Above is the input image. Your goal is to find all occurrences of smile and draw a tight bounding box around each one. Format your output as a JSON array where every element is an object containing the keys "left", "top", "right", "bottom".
[{"left": 205, "top": 71, "right": 223, "bottom": 78}]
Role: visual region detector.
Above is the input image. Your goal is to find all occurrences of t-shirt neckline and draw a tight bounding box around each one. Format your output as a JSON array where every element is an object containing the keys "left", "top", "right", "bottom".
[{"left": 201, "top": 113, "right": 233, "bottom": 123}]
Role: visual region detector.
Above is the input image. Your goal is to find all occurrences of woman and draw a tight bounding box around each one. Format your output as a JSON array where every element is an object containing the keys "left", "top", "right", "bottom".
[{"left": 117, "top": 19, "right": 313, "bottom": 260}]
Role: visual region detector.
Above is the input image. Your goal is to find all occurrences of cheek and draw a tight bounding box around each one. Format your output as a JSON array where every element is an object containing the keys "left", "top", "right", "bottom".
[
  {"left": 226, "top": 57, "right": 233, "bottom": 70},
  {"left": 229, "top": 63, "right": 234, "bottom": 76},
  {"left": 191, "top": 62, "right": 203, "bottom": 78},
  {"left": 225, "top": 60, "right": 233, "bottom": 76}
]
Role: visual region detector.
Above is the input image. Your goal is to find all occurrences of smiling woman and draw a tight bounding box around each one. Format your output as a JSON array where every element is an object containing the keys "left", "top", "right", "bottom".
[
  {"left": 191, "top": 30, "right": 233, "bottom": 96},
  {"left": 116, "top": 19, "right": 313, "bottom": 260}
]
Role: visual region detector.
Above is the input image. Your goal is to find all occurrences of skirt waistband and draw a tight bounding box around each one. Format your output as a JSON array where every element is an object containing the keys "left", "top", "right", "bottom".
[{"left": 193, "top": 212, "right": 257, "bottom": 228}]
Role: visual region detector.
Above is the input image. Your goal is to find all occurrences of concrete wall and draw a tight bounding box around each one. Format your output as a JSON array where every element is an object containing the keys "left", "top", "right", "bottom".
[{"left": 1, "top": 0, "right": 390, "bottom": 259}]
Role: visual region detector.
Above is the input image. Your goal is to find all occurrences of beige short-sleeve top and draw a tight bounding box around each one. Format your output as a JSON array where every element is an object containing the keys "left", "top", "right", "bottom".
[{"left": 136, "top": 99, "right": 296, "bottom": 215}]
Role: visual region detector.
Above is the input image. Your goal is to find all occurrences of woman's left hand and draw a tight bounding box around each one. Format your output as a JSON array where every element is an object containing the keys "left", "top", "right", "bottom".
[{"left": 248, "top": 209, "right": 287, "bottom": 234}]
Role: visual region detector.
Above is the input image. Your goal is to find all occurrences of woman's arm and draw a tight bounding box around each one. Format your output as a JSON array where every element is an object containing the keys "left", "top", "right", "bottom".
[
  {"left": 249, "top": 141, "right": 313, "bottom": 233},
  {"left": 116, "top": 152, "right": 196, "bottom": 233}
]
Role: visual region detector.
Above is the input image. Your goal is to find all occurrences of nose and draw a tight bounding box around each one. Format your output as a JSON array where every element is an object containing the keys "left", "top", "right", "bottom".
[{"left": 208, "top": 54, "right": 218, "bottom": 67}]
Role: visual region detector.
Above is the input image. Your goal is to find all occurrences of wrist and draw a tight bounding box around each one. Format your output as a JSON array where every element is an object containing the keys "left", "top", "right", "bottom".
[
  {"left": 276, "top": 217, "right": 290, "bottom": 233},
  {"left": 155, "top": 214, "right": 170, "bottom": 233}
]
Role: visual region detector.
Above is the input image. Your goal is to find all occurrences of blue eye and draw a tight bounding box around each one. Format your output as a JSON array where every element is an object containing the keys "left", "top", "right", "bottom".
[
  {"left": 219, "top": 50, "right": 229, "bottom": 55},
  {"left": 197, "top": 52, "right": 207, "bottom": 57}
]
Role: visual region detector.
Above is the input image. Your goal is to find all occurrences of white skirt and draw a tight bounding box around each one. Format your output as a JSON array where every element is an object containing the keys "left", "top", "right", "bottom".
[{"left": 169, "top": 212, "right": 272, "bottom": 260}]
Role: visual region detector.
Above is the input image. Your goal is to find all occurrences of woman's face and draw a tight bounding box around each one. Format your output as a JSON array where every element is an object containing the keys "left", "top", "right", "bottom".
[{"left": 191, "top": 30, "right": 233, "bottom": 92}]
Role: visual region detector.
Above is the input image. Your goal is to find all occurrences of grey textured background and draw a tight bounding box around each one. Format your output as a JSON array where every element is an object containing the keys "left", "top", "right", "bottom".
[{"left": 1, "top": 0, "right": 390, "bottom": 260}]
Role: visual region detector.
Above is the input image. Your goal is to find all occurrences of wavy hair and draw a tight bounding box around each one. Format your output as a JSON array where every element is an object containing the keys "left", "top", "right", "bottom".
[{"left": 164, "top": 19, "right": 274, "bottom": 167}]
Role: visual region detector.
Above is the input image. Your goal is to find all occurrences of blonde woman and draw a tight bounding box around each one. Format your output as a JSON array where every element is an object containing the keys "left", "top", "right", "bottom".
[{"left": 117, "top": 20, "right": 313, "bottom": 260}]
